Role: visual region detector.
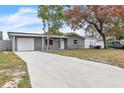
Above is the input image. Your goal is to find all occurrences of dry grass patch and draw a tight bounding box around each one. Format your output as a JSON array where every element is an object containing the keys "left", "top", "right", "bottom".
[
  {"left": 0, "top": 52, "right": 31, "bottom": 88},
  {"left": 48, "top": 49, "right": 124, "bottom": 68}
]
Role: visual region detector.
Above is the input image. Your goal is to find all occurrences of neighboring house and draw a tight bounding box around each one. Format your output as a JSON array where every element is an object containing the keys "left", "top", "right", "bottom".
[
  {"left": 66, "top": 33, "right": 104, "bottom": 49},
  {"left": 8, "top": 32, "right": 104, "bottom": 52},
  {"left": 84, "top": 36, "right": 104, "bottom": 48}
]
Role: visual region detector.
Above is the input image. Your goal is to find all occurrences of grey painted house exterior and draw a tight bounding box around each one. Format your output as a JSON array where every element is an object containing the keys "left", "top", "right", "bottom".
[
  {"left": 65, "top": 33, "right": 85, "bottom": 49},
  {"left": 8, "top": 32, "right": 104, "bottom": 51},
  {"left": 65, "top": 33, "right": 104, "bottom": 49},
  {"left": 8, "top": 32, "right": 68, "bottom": 51}
]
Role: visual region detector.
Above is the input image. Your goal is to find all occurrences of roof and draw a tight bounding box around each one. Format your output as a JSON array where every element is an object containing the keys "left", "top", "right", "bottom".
[
  {"left": 8, "top": 32, "right": 102, "bottom": 40},
  {"left": 8, "top": 32, "right": 68, "bottom": 39},
  {"left": 65, "top": 32, "right": 102, "bottom": 40},
  {"left": 83, "top": 36, "right": 103, "bottom": 40},
  {"left": 65, "top": 32, "right": 85, "bottom": 39}
]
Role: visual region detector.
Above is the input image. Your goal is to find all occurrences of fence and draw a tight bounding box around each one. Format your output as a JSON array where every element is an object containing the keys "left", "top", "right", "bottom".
[{"left": 0, "top": 40, "right": 12, "bottom": 51}]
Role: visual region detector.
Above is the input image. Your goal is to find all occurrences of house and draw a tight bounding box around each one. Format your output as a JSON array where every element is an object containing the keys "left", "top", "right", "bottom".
[
  {"left": 8, "top": 32, "right": 68, "bottom": 51},
  {"left": 8, "top": 32, "right": 104, "bottom": 51},
  {"left": 65, "top": 33, "right": 104, "bottom": 49},
  {"left": 84, "top": 36, "right": 104, "bottom": 48},
  {"left": 65, "top": 33, "right": 85, "bottom": 49}
]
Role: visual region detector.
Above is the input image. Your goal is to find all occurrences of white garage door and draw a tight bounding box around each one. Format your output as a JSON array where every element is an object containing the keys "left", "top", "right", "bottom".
[{"left": 17, "top": 38, "right": 34, "bottom": 51}]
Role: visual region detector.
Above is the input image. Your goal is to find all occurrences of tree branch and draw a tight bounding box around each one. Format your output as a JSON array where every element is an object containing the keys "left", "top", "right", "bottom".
[{"left": 84, "top": 18, "right": 101, "bottom": 34}]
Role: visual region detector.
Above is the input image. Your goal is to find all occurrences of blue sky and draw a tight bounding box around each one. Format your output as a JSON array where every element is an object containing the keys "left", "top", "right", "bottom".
[
  {"left": 0, "top": 5, "right": 38, "bottom": 14},
  {"left": 0, "top": 5, "right": 84, "bottom": 39}
]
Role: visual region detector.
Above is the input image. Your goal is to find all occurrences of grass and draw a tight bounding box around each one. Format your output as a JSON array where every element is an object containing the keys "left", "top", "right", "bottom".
[
  {"left": 18, "top": 73, "right": 31, "bottom": 88},
  {"left": 0, "top": 72, "right": 12, "bottom": 87},
  {"left": 48, "top": 48, "right": 124, "bottom": 68},
  {"left": 0, "top": 52, "right": 31, "bottom": 88}
]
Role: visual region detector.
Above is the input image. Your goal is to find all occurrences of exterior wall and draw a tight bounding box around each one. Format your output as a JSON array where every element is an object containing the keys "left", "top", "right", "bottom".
[
  {"left": 0, "top": 40, "right": 12, "bottom": 51},
  {"left": 34, "top": 37, "right": 42, "bottom": 51},
  {"left": 11, "top": 36, "right": 15, "bottom": 51},
  {"left": 67, "top": 35, "right": 84, "bottom": 49},
  {"left": 84, "top": 38, "right": 104, "bottom": 48},
  {"left": 44, "top": 38, "right": 60, "bottom": 50},
  {"left": 84, "top": 39, "right": 95, "bottom": 48},
  {"left": 14, "top": 36, "right": 43, "bottom": 51},
  {"left": 64, "top": 39, "right": 68, "bottom": 49},
  {"left": 13, "top": 36, "right": 66, "bottom": 51},
  {"left": 44, "top": 38, "right": 67, "bottom": 50},
  {"left": 11, "top": 35, "right": 104, "bottom": 51},
  {"left": 50, "top": 38, "right": 59, "bottom": 50},
  {"left": 15, "top": 37, "right": 17, "bottom": 51},
  {"left": 96, "top": 40, "right": 104, "bottom": 48}
]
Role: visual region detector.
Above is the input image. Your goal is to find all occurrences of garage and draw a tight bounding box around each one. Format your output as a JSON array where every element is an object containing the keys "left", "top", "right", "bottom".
[{"left": 17, "top": 38, "right": 34, "bottom": 51}]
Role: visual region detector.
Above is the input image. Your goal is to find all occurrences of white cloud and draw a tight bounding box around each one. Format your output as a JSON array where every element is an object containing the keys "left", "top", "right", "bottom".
[
  {"left": 0, "top": 6, "right": 85, "bottom": 40},
  {"left": 19, "top": 7, "right": 37, "bottom": 13},
  {"left": 4, "top": 7, "right": 40, "bottom": 30},
  {"left": 0, "top": 7, "right": 42, "bottom": 39},
  {"left": 60, "top": 25, "right": 85, "bottom": 36}
]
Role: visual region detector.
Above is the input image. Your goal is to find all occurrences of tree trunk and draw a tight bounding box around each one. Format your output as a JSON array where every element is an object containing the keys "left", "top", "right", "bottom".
[
  {"left": 92, "top": 23, "right": 107, "bottom": 49},
  {"left": 46, "top": 38, "right": 49, "bottom": 51},
  {"left": 101, "top": 33, "right": 107, "bottom": 49}
]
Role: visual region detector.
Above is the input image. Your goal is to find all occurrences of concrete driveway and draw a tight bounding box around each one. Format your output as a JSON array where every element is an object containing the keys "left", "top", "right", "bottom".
[{"left": 15, "top": 51, "right": 124, "bottom": 88}]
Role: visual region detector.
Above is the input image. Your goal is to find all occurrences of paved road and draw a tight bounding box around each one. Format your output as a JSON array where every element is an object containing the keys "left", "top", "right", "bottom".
[{"left": 15, "top": 51, "right": 124, "bottom": 88}]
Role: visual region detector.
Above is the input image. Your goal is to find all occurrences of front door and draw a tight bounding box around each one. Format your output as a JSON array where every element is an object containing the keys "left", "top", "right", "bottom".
[{"left": 60, "top": 39, "right": 64, "bottom": 49}]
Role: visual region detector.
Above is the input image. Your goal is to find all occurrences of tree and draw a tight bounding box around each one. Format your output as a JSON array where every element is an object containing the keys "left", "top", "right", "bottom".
[
  {"left": 37, "top": 5, "right": 68, "bottom": 50},
  {"left": 85, "top": 24, "right": 100, "bottom": 37},
  {"left": 105, "top": 6, "right": 124, "bottom": 40},
  {"left": 64, "top": 5, "right": 124, "bottom": 48},
  {"left": 106, "top": 25, "right": 124, "bottom": 40},
  {"left": 44, "top": 29, "right": 64, "bottom": 36}
]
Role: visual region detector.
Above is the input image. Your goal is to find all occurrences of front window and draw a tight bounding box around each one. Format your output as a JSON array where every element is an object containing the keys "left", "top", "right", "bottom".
[
  {"left": 49, "top": 40, "right": 53, "bottom": 45},
  {"left": 45, "top": 39, "right": 53, "bottom": 45},
  {"left": 74, "top": 40, "right": 78, "bottom": 44}
]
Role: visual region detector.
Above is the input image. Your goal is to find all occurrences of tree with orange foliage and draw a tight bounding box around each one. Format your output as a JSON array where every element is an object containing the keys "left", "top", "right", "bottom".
[
  {"left": 107, "top": 25, "right": 124, "bottom": 39},
  {"left": 64, "top": 5, "right": 124, "bottom": 48}
]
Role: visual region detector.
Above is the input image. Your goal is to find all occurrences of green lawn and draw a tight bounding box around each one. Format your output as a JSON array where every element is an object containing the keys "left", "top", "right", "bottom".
[
  {"left": 0, "top": 52, "right": 31, "bottom": 88},
  {"left": 48, "top": 49, "right": 124, "bottom": 68}
]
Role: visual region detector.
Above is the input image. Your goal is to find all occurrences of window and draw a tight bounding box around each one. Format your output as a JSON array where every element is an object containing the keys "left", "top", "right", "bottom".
[
  {"left": 74, "top": 40, "right": 78, "bottom": 44},
  {"left": 49, "top": 40, "right": 53, "bottom": 45},
  {"left": 45, "top": 39, "right": 53, "bottom": 45}
]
